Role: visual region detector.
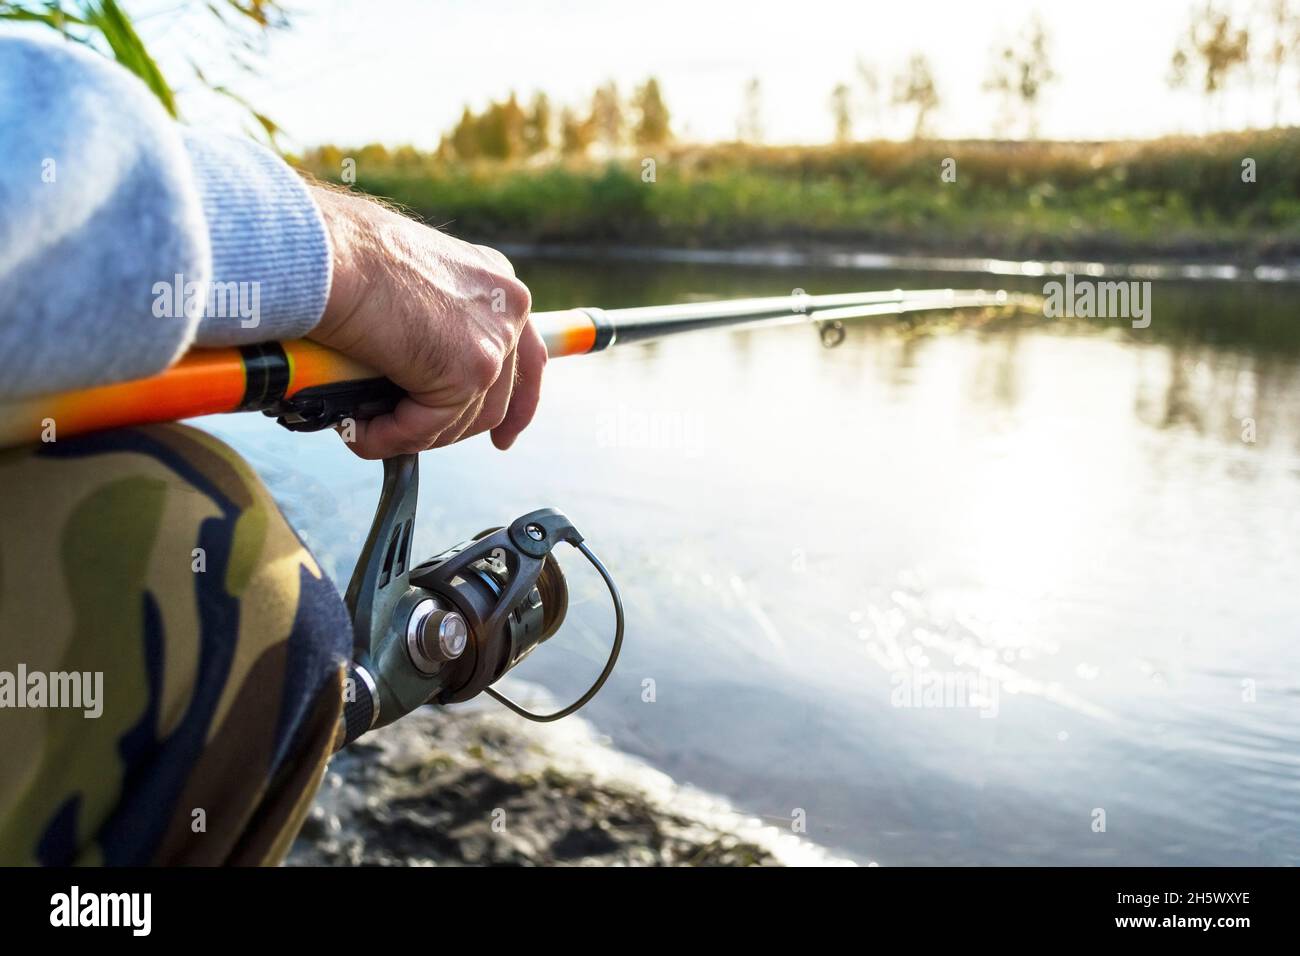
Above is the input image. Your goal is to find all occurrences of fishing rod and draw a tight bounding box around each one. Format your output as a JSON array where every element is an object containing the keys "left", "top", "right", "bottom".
[
  {"left": 1, "top": 287, "right": 1040, "bottom": 748},
  {"left": 0, "top": 288, "right": 1038, "bottom": 448},
  {"left": 332, "top": 287, "right": 1047, "bottom": 748}
]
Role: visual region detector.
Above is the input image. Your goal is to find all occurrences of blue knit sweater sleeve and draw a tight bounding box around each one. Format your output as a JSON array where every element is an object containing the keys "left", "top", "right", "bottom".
[
  {"left": 0, "top": 30, "right": 331, "bottom": 398},
  {"left": 183, "top": 129, "right": 332, "bottom": 347}
]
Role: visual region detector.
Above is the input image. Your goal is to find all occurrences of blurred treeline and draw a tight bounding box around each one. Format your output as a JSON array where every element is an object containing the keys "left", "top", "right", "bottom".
[
  {"left": 433, "top": 80, "right": 670, "bottom": 161},
  {"left": 9, "top": 1, "right": 1298, "bottom": 259},
  {"left": 392, "top": 4, "right": 1296, "bottom": 155},
  {"left": 298, "top": 130, "right": 1300, "bottom": 260},
  {"left": 294, "top": 0, "right": 1300, "bottom": 260}
]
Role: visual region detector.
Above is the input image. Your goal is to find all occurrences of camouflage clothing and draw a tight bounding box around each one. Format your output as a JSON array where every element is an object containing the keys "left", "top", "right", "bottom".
[{"left": 0, "top": 424, "right": 351, "bottom": 865}]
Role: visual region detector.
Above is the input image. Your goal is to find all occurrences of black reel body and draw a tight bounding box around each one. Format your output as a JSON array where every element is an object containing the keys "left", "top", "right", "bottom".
[
  {"left": 410, "top": 525, "right": 568, "bottom": 703},
  {"left": 337, "top": 455, "right": 622, "bottom": 749}
]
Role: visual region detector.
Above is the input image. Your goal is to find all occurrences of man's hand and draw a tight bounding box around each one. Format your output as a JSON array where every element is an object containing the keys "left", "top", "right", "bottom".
[{"left": 308, "top": 186, "right": 545, "bottom": 460}]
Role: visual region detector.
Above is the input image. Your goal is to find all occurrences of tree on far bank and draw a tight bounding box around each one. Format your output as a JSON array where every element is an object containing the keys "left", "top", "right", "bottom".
[
  {"left": 1168, "top": 1, "right": 1251, "bottom": 129},
  {"left": 481, "top": 93, "right": 526, "bottom": 159},
  {"left": 589, "top": 81, "right": 624, "bottom": 150},
  {"left": 1257, "top": 0, "right": 1300, "bottom": 127},
  {"left": 892, "top": 53, "right": 940, "bottom": 140},
  {"left": 855, "top": 58, "right": 885, "bottom": 139},
  {"left": 737, "top": 77, "right": 764, "bottom": 142},
  {"left": 524, "top": 92, "right": 553, "bottom": 155},
  {"left": 448, "top": 106, "right": 481, "bottom": 160},
  {"left": 829, "top": 82, "right": 854, "bottom": 142},
  {"left": 560, "top": 107, "right": 595, "bottom": 156},
  {"left": 983, "top": 15, "right": 1057, "bottom": 139},
  {"left": 633, "top": 77, "right": 672, "bottom": 146},
  {"left": 443, "top": 96, "right": 526, "bottom": 160}
]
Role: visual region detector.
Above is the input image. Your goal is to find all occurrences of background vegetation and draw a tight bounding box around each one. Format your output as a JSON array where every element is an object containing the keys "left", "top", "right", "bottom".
[
  {"left": 7, "top": 1, "right": 1299, "bottom": 261},
  {"left": 293, "top": 1, "right": 1299, "bottom": 261},
  {"left": 297, "top": 131, "right": 1300, "bottom": 261}
]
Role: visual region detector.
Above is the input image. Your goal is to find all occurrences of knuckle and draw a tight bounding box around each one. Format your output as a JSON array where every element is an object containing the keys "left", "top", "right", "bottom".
[
  {"left": 507, "top": 277, "right": 532, "bottom": 316},
  {"left": 467, "top": 342, "right": 505, "bottom": 387},
  {"left": 485, "top": 276, "right": 530, "bottom": 322}
]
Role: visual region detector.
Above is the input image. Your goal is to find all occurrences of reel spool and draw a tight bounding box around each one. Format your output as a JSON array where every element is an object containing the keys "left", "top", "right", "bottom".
[{"left": 337, "top": 455, "right": 623, "bottom": 749}]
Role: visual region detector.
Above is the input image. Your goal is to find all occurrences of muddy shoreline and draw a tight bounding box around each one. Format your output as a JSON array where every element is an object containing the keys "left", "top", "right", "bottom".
[{"left": 289, "top": 701, "right": 852, "bottom": 867}]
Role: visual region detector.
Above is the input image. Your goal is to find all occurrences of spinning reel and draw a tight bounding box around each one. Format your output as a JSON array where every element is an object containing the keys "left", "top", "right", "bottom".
[{"left": 336, "top": 455, "right": 623, "bottom": 749}]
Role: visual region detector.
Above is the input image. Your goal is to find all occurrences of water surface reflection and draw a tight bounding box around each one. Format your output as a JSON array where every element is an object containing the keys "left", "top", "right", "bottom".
[{"left": 207, "top": 258, "right": 1300, "bottom": 864}]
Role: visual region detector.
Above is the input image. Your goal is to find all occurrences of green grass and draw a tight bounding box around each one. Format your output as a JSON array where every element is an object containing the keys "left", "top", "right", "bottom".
[{"left": 298, "top": 130, "right": 1300, "bottom": 261}]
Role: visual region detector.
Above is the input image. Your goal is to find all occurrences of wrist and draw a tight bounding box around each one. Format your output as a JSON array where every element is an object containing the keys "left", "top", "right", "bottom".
[{"left": 312, "top": 186, "right": 374, "bottom": 345}]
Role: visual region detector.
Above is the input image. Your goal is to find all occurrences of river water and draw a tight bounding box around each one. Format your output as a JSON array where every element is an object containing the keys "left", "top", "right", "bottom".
[{"left": 205, "top": 252, "right": 1300, "bottom": 866}]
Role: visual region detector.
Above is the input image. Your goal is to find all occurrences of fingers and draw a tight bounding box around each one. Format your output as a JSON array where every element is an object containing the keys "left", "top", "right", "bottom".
[
  {"left": 345, "top": 397, "right": 463, "bottom": 460},
  {"left": 492, "top": 319, "right": 547, "bottom": 450},
  {"left": 343, "top": 340, "right": 523, "bottom": 459},
  {"left": 451, "top": 345, "right": 517, "bottom": 446},
  {"left": 430, "top": 392, "right": 486, "bottom": 449}
]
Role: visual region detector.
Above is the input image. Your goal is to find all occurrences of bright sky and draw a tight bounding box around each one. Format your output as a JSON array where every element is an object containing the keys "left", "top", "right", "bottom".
[{"left": 136, "top": 0, "right": 1283, "bottom": 148}]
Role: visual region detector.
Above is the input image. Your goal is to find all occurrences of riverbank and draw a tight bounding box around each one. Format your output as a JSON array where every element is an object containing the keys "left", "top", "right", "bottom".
[
  {"left": 288, "top": 691, "right": 852, "bottom": 867},
  {"left": 498, "top": 241, "right": 1300, "bottom": 284},
  {"left": 299, "top": 130, "right": 1300, "bottom": 264}
]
